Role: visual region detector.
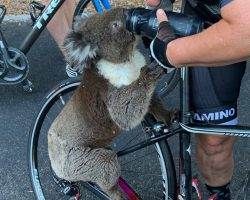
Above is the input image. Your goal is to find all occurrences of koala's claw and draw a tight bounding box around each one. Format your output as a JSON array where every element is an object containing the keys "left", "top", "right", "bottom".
[
  {"left": 170, "top": 109, "right": 180, "bottom": 123},
  {"left": 106, "top": 187, "right": 129, "bottom": 200},
  {"left": 150, "top": 67, "right": 164, "bottom": 80},
  {"left": 141, "top": 65, "right": 164, "bottom": 81},
  {"left": 147, "top": 60, "right": 160, "bottom": 70}
]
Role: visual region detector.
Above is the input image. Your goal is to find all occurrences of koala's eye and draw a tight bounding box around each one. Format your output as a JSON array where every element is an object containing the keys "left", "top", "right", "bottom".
[
  {"left": 111, "top": 21, "right": 122, "bottom": 30},
  {"left": 113, "top": 22, "right": 119, "bottom": 28}
]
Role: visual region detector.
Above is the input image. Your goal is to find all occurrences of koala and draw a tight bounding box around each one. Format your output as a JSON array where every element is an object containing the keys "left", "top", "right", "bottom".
[{"left": 48, "top": 8, "right": 175, "bottom": 200}]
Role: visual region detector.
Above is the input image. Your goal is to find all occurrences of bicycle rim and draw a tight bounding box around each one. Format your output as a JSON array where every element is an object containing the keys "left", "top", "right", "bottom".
[{"left": 28, "top": 78, "right": 176, "bottom": 200}]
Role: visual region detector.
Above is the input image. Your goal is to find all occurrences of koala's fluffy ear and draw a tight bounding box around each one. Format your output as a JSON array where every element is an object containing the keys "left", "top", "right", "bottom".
[
  {"left": 72, "top": 13, "right": 92, "bottom": 32},
  {"left": 62, "top": 14, "right": 97, "bottom": 70}
]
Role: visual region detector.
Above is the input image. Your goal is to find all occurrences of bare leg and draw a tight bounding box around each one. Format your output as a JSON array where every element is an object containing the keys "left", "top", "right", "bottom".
[
  {"left": 41, "top": 0, "right": 76, "bottom": 46},
  {"left": 195, "top": 134, "right": 236, "bottom": 186}
]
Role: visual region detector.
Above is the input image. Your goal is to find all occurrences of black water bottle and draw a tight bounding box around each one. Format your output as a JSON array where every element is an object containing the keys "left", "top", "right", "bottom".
[{"left": 124, "top": 7, "right": 204, "bottom": 38}]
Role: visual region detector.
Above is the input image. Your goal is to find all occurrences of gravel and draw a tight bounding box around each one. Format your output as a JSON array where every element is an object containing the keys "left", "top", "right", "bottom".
[{"left": 1, "top": 0, "right": 145, "bottom": 15}]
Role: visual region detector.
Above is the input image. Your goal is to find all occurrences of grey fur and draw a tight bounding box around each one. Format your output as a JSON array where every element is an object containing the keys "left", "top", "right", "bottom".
[{"left": 49, "top": 8, "right": 176, "bottom": 200}]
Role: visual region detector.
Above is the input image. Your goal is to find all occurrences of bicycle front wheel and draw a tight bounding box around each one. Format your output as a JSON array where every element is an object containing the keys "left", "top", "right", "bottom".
[{"left": 28, "top": 77, "right": 177, "bottom": 200}]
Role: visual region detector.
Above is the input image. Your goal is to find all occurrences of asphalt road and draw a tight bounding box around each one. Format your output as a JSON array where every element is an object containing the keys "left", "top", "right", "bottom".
[{"left": 0, "top": 21, "right": 249, "bottom": 200}]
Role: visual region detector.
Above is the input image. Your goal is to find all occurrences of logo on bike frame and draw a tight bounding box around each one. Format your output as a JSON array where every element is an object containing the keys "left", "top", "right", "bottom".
[{"left": 33, "top": 0, "right": 61, "bottom": 30}]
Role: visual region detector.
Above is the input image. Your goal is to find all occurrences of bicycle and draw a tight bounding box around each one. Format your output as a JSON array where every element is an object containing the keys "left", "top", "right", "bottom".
[{"left": 27, "top": 0, "right": 250, "bottom": 200}]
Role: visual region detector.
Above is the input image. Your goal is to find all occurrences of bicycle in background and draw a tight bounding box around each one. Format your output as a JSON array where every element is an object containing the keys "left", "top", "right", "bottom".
[{"left": 0, "top": 0, "right": 113, "bottom": 92}]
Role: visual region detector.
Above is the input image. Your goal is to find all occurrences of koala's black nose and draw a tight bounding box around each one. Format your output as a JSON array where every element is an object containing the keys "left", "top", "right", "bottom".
[{"left": 123, "top": 8, "right": 130, "bottom": 18}]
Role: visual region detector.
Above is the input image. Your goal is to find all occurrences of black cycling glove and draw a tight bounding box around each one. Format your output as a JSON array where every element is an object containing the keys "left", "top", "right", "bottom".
[{"left": 150, "top": 20, "right": 176, "bottom": 73}]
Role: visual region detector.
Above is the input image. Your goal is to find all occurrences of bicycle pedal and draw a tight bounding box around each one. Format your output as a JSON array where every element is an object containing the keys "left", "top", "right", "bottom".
[
  {"left": 22, "top": 80, "right": 34, "bottom": 93},
  {"left": 64, "top": 185, "right": 81, "bottom": 200},
  {"left": 69, "top": 193, "right": 80, "bottom": 200},
  {"left": 56, "top": 179, "right": 81, "bottom": 198},
  {"left": 0, "top": 5, "right": 6, "bottom": 24},
  {"left": 51, "top": 167, "right": 81, "bottom": 198}
]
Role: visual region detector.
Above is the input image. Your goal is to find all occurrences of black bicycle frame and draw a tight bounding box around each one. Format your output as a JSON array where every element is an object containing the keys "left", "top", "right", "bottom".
[{"left": 19, "top": 0, "right": 66, "bottom": 54}]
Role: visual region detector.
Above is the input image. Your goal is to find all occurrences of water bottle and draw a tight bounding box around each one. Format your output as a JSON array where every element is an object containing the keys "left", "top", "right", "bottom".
[{"left": 124, "top": 7, "right": 204, "bottom": 38}]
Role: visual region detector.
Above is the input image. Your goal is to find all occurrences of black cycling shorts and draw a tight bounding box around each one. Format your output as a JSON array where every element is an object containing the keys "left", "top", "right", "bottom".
[
  {"left": 190, "top": 62, "right": 246, "bottom": 125},
  {"left": 184, "top": 1, "right": 247, "bottom": 125}
]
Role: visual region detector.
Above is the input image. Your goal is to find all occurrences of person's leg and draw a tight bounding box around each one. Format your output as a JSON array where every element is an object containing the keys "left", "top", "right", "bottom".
[
  {"left": 190, "top": 61, "right": 246, "bottom": 199},
  {"left": 196, "top": 134, "right": 235, "bottom": 199},
  {"left": 41, "top": 0, "right": 77, "bottom": 77},
  {"left": 196, "top": 134, "right": 235, "bottom": 186},
  {"left": 41, "top": 0, "right": 76, "bottom": 46}
]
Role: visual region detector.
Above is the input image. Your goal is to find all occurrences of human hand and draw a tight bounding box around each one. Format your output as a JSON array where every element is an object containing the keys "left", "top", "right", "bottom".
[{"left": 150, "top": 9, "right": 176, "bottom": 72}]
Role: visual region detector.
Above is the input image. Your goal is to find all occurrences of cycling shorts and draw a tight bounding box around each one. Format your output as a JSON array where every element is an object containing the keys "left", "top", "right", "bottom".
[
  {"left": 190, "top": 62, "right": 246, "bottom": 125},
  {"left": 184, "top": 1, "right": 246, "bottom": 125}
]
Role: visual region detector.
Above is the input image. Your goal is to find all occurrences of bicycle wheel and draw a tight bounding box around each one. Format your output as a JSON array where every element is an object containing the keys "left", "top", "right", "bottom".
[
  {"left": 73, "top": 0, "right": 181, "bottom": 98},
  {"left": 28, "top": 77, "right": 177, "bottom": 200}
]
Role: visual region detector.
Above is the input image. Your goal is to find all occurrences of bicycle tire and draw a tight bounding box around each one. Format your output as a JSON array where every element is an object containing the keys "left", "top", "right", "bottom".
[
  {"left": 73, "top": 0, "right": 91, "bottom": 19},
  {"left": 27, "top": 76, "right": 177, "bottom": 200},
  {"left": 73, "top": 0, "right": 181, "bottom": 98},
  {"left": 157, "top": 68, "right": 181, "bottom": 97}
]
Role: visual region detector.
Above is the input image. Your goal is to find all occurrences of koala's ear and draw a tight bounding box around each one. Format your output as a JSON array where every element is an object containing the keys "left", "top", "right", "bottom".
[
  {"left": 72, "top": 13, "right": 93, "bottom": 31},
  {"left": 62, "top": 26, "right": 97, "bottom": 70}
]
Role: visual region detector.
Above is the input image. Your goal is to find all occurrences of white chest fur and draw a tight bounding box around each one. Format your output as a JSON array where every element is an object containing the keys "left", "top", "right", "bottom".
[{"left": 97, "top": 50, "right": 146, "bottom": 88}]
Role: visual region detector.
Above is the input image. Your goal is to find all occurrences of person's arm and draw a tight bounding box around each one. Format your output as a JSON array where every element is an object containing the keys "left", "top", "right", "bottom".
[
  {"left": 41, "top": 0, "right": 76, "bottom": 46},
  {"left": 165, "top": 0, "right": 250, "bottom": 67}
]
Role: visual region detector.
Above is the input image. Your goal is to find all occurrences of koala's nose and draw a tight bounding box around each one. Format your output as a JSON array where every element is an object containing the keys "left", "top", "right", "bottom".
[{"left": 123, "top": 9, "right": 130, "bottom": 17}]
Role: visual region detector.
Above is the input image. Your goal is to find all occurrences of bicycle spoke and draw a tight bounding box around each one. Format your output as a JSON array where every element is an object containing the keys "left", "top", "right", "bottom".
[
  {"left": 120, "top": 150, "right": 156, "bottom": 166},
  {"left": 116, "top": 129, "right": 148, "bottom": 151},
  {"left": 121, "top": 169, "right": 163, "bottom": 177}
]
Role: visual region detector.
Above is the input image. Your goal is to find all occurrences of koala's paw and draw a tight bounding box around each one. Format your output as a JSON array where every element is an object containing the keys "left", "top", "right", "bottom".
[
  {"left": 141, "top": 65, "right": 164, "bottom": 82},
  {"left": 170, "top": 109, "right": 180, "bottom": 123},
  {"left": 160, "top": 109, "right": 180, "bottom": 127},
  {"left": 107, "top": 187, "right": 129, "bottom": 200}
]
